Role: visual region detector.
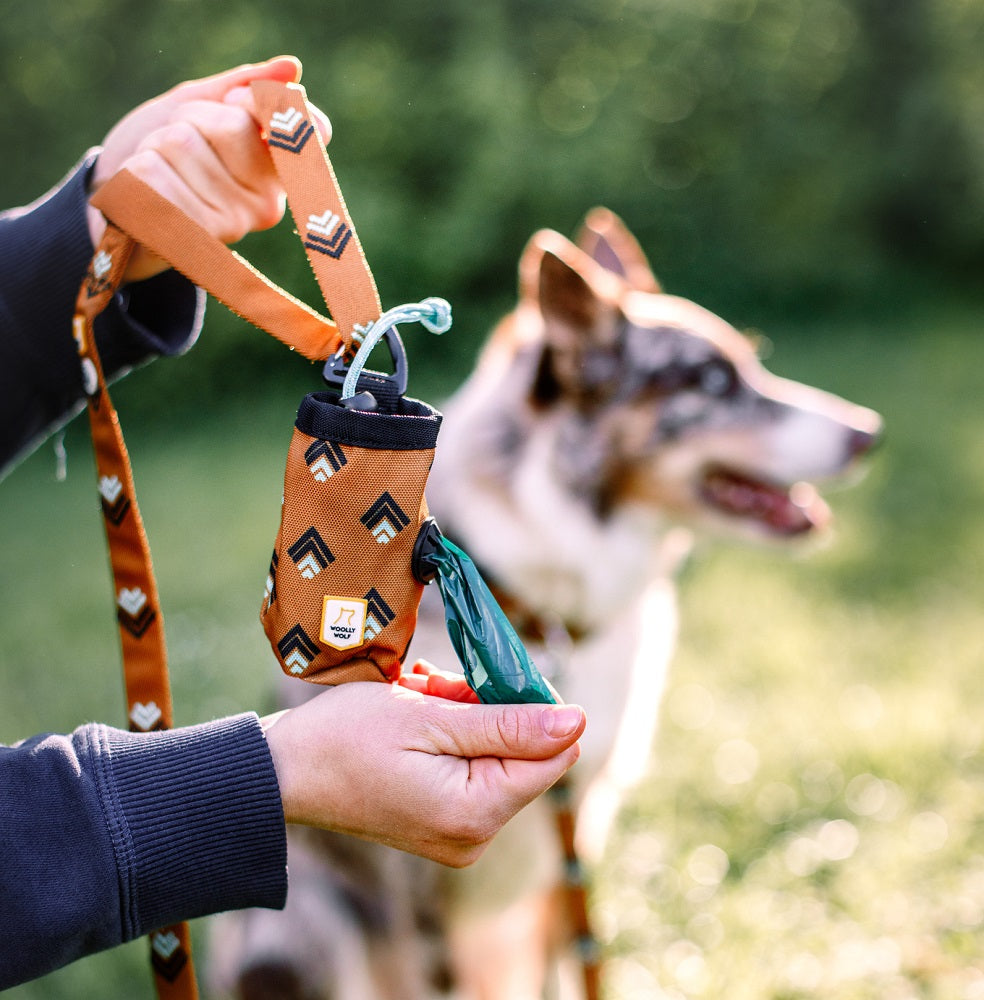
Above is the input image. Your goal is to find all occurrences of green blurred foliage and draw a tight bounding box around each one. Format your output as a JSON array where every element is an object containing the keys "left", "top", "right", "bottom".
[
  {"left": 1, "top": 0, "right": 982, "bottom": 396},
  {"left": 0, "top": 0, "right": 984, "bottom": 398}
]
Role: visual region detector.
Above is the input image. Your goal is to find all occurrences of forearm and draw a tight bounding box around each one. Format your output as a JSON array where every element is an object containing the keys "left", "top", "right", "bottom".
[
  {"left": 0, "top": 713, "right": 287, "bottom": 989},
  {"left": 0, "top": 152, "right": 204, "bottom": 480}
]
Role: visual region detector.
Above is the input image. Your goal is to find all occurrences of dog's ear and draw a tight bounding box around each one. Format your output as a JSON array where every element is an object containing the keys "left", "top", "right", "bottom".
[
  {"left": 519, "top": 230, "right": 623, "bottom": 407},
  {"left": 520, "top": 229, "right": 621, "bottom": 334},
  {"left": 576, "top": 207, "right": 662, "bottom": 293}
]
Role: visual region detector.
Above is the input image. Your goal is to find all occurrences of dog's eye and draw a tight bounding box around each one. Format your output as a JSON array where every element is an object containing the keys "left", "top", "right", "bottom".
[{"left": 697, "top": 360, "right": 736, "bottom": 397}]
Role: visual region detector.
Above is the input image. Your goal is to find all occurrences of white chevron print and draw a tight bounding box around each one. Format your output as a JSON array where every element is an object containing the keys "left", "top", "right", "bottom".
[
  {"left": 296, "top": 554, "right": 323, "bottom": 579},
  {"left": 270, "top": 108, "right": 302, "bottom": 133},
  {"left": 117, "top": 587, "right": 147, "bottom": 616},
  {"left": 92, "top": 250, "right": 112, "bottom": 278},
  {"left": 307, "top": 210, "right": 341, "bottom": 236},
  {"left": 152, "top": 931, "right": 181, "bottom": 960},
  {"left": 372, "top": 520, "right": 397, "bottom": 544},
  {"left": 80, "top": 359, "right": 98, "bottom": 396},
  {"left": 99, "top": 475, "right": 124, "bottom": 504},
  {"left": 129, "top": 701, "right": 162, "bottom": 730},
  {"left": 284, "top": 650, "right": 308, "bottom": 675},
  {"left": 309, "top": 456, "right": 336, "bottom": 482}
]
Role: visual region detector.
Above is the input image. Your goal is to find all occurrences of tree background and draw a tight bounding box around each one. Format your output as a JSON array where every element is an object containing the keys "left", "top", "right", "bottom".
[
  {"left": 1, "top": 0, "right": 981, "bottom": 394},
  {"left": 4, "top": 4, "right": 984, "bottom": 998}
]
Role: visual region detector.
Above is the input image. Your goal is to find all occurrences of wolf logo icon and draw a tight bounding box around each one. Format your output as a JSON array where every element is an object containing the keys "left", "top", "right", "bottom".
[{"left": 320, "top": 596, "right": 368, "bottom": 651}]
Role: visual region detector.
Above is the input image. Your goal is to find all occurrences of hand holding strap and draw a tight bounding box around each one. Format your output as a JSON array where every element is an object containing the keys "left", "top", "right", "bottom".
[
  {"left": 90, "top": 170, "right": 341, "bottom": 360},
  {"left": 89, "top": 79, "right": 382, "bottom": 360}
]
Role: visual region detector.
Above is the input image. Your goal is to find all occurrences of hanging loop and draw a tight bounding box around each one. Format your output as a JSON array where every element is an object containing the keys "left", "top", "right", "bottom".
[{"left": 321, "top": 297, "right": 452, "bottom": 406}]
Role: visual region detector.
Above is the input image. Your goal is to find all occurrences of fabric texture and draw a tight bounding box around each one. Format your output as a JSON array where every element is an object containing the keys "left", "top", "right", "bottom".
[{"left": 0, "top": 716, "right": 287, "bottom": 989}]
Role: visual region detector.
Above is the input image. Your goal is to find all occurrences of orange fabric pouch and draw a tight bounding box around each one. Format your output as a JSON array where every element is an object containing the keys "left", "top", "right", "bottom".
[{"left": 260, "top": 385, "right": 442, "bottom": 685}]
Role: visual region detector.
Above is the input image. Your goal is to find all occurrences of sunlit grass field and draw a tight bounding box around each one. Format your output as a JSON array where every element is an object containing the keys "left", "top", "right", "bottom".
[{"left": 2, "top": 296, "right": 983, "bottom": 998}]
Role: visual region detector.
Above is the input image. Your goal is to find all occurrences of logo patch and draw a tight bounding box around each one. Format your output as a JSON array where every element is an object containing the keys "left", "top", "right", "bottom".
[
  {"left": 361, "top": 492, "right": 410, "bottom": 544},
  {"left": 305, "top": 439, "right": 347, "bottom": 481},
  {"left": 320, "top": 596, "right": 369, "bottom": 651},
  {"left": 303, "top": 209, "right": 352, "bottom": 259},
  {"left": 267, "top": 108, "right": 314, "bottom": 153}
]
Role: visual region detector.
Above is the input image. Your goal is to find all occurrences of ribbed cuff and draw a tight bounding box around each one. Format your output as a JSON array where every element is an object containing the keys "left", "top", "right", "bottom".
[{"left": 93, "top": 713, "right": 287, "bottom": 939}]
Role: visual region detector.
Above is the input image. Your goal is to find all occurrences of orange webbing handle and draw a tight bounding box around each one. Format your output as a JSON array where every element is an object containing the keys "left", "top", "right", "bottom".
[
  {"left": 90, "top": 170, "right": 341, "bottom": 361},
  {"left": 74, "top": 79, "right": 384, "bottom": 1000},
  {"left": 89, "top": 80, "right": 383, "bottom": 357},
  {"left": 251, "top": 78, "right": 382, "bottom": 346}
]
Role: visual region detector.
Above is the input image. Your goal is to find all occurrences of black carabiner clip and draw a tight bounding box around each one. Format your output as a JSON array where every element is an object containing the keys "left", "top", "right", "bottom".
[{"left": 321, "top": 325, "right": 409, "bottom": 411}]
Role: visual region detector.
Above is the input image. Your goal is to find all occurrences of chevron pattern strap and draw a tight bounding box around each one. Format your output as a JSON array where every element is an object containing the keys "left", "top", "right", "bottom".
[
  {"left": 251, "top": 79, "right": 382, "bottom": 348},
  {"left": 73, "top": 226, "right": 199, "bottom": 1000}
]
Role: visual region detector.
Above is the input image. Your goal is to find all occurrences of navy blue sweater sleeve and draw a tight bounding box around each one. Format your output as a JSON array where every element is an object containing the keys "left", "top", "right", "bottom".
[
  {"left": 0, "top": 714, "right": 288, "bottom": 989},
  {"left": 0, "top": 151, "right": 205, "bottom": 478},
  {"left": 0, "top": 158, "right": 288, "bottom": 988}
]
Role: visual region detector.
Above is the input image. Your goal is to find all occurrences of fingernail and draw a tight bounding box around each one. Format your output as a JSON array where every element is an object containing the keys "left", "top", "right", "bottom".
[{"left": 543, "top": 705, "right": 584, "bottom": 738}]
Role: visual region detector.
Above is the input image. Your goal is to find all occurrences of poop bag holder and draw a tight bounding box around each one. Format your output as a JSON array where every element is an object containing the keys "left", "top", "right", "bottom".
[
  {"left": 260, "top": 383, "right": 441, "bottom": 686},
  {"left": 87, "top": 79, "right": 558, "bottom": 700},
  {"left": 259, "top": 324, "right": 557, "bottom": 702}
]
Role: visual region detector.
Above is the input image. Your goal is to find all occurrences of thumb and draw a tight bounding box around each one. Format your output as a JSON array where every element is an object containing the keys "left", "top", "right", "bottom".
[
  {"left": 433, "top": 702, "right": 586, "bottom": 761},
  {"left": 169, "top": 55, "right": 303, "bottom": 103}
]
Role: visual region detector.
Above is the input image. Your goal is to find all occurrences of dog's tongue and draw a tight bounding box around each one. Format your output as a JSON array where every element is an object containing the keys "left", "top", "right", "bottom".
[{"left": 701, "top": 467, "right": 829, "bottom": 535}]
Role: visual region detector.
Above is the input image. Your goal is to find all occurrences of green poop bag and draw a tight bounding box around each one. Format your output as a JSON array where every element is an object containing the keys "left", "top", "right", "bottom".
[{"left": 413, "top": 519, "right": 559, "bottom": 705}]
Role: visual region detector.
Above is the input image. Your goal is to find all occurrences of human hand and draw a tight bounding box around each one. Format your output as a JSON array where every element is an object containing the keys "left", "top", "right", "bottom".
[
  {"left": 261, "top": 682, "right": 585, "bottom": 868},
  {"left": 86, "top": 56, "right": 331, "bottom": 282}
]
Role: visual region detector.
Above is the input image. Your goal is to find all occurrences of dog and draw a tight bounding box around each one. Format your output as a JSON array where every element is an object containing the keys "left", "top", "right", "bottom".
[{"left": 208, "top": 208, "right": 882, "bottom": 1000}]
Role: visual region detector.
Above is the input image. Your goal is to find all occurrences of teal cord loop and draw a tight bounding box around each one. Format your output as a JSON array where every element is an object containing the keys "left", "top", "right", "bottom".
[{"left": 342, "top": 297, "right": 452, "bottom": 399}]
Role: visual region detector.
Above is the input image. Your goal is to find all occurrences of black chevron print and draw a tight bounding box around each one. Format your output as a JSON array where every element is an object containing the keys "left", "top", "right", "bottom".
[
  {"left": 278, "top": 624, "right": 320, "bottom": 675},
  {"left": 361, "top": 492, "right": 410, "bottom": 544},
  {"left": 365, "top": 588, "right": 396, "bottom": 627},
  {"left": 287, "top": 527, "right": 334, "bottom": 578},
  {"left": 303, "top": 226, "right": 352, "bottom": 260},
  {"left": 305, "top": 438, "right": 347, "bottom": 481},
  {"left": 101, "top": 494, "right": 130, "bottom": 526},
  {"left": 267, "top": 120, "right": 314, "bottom": 153},
  {"left": 150, "top": 931, "right": 188, "bottom": 983},
  {"left": 362, "top": 492, "right": 411, "bottom": 530}
]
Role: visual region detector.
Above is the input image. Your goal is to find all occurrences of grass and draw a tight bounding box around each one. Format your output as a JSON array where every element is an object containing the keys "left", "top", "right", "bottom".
[{"left": 2, "top": 296, "right": 983, "bottom": 998}]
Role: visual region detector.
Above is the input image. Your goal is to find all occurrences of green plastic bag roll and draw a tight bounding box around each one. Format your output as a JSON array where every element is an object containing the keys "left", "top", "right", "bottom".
[{"left": 413, "top": 521, "right": 559, "bottom": 705}]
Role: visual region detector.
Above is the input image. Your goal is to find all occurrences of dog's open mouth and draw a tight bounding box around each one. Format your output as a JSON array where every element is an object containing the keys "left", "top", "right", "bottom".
[{"left": 700, "top": 465, "right": 830, "bottom": 536}]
